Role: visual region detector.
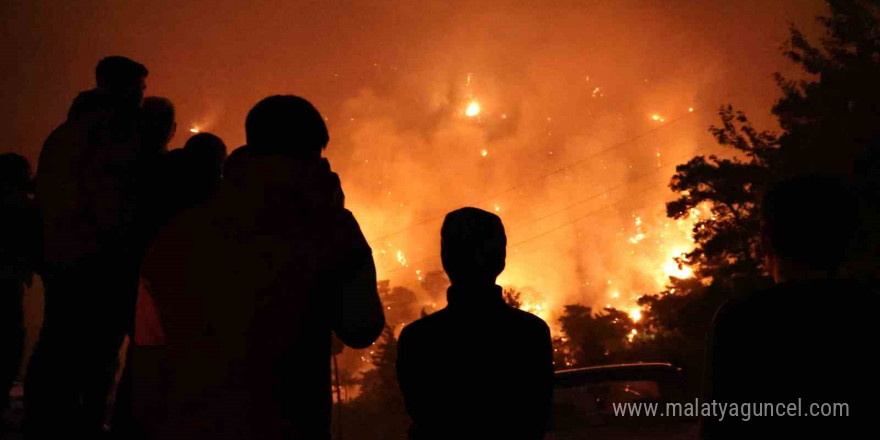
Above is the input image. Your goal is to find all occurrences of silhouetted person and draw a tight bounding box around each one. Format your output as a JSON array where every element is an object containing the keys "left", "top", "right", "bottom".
[
  {"left": 702, "top": 174, "right": 879, "bottom": 439},
  {"left": 182, "top": 132, "right": 226, "bottom": 202},
  {"left": 222, "top": 145, "right": 251, "bottom": 188},
  {"left": 147, "top": 132, "right": 226, "bottom": 239},
  {"left": 26, "top": 56, "right": 149, "bottom": 437},
  {"left": 138, "top": 96, "right": 178, "bottom": 240},
  {"left": 135, "top": 95, "right": 384, "bottom": 439},
  {"left": 141, "top": 97, "right": 176, "bottom": 154},
  {"left": 397, "top": 207, "right": 553, "bottom": 440},
  {"left": 0, "top": 154, "right": 40, "bottom": 415},
  {"left": 68, "top": 56, "right": 148, "bottom": 121},
  {"left": 126, "top": 132, "right": 226, "bottom": 437}
]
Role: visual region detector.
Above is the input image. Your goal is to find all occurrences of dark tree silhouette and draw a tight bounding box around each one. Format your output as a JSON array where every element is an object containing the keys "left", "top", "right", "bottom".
[
  {"left": 633, "top": 0, "right": 880, "bottom": 398},
  {"left": 667, "top": 0, "right": 879, "bottom": 289},
  {"left": 378, "top": 280, "right": 419, "bottom": 329},
  {"left": 667, "top": 107, "right": 777, "bottom": 283},
  {"left": 556, "top": 305, "right": 634, "bottom": 367},
  {"left": 339, "top": 325, "right": 408, "bottom": 440}
]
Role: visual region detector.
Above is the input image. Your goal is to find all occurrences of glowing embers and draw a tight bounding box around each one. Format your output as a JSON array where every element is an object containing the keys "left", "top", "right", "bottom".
[
  {"left": 465, "top": 100, "right": 481, "bottom": 117},
  {"left": 627, "top": 328, "right": 638, "bottom": 342}
]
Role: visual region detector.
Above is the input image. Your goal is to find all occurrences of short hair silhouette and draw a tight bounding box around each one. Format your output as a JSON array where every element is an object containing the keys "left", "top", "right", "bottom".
[
  {"left": 184, "top": 132, "right": 227, "bottom": 165},
  {"left": 441, "top": 207, "right": 507, "bottom": 285},
  {"left": 142, "top": 96, "right": 176, "bottom": 151},
  {"left": 761, "top": 174, "right": 858, "bottom": 272},
  {"left": 0, "top": 153, "right": 33, "bottom": 193},
  {"left": 245, "top": 95, "right": 329, "bottom": 158},
  {"left": 223, "top": 145, "right": 250, "bottom": 185},
  {"left": 95, "top": 56, "right": 148, "bottom": 90}
]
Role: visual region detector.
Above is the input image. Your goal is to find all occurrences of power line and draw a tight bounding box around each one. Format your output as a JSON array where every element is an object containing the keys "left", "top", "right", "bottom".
[
  {"left": 505, "top": 153, "right": 692, "bottom": 232},
  {"left": 367, "top": 106, "right": 705, "bottom": 243},
  {"left": 381, "top": 181, "right": 666, "bottom": 276},
  {"left": 379, "top": 147, "right": 704, "bottom": 276}
]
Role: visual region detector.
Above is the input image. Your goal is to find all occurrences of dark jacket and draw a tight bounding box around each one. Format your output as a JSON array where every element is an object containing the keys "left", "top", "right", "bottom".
[
  {"left": 397, "top": 284, "right": 554, "bottom": 440},
  {"left": 137, "top": 156, "right": 384, "bottom": 439},
  {"left": 702, "top": 279, "right": 880, "bottom": 439},
  {"left": 37, "top": 89, "right": 144, "bottom": 267}
]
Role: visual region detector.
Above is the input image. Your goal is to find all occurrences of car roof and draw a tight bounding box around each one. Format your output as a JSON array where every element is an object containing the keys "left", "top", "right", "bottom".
[{"left": 554, "top": 362, "right": 682, "bottom": 387}]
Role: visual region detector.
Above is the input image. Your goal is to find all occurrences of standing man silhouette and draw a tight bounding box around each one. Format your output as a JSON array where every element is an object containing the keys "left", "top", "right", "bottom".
[
  {"left": 136, "top": 95, "right": 384, "bottom": 439},
  {"left": 702, "top": 174, "right": 879, "bottom": 439},
  {"left": 26, "top": 56, "right": 149, "bottom": 437},
  {"left": 397, "top": 207, "right": 554, "bottom": 440}
]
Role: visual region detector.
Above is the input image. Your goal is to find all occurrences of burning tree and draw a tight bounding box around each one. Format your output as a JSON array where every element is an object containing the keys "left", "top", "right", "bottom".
[
  {"left": 555, "top": 305, "right": 636, "bottom": 367},
  {"left": 673, "top": 0, "right": 880, "bottom": 285},
  {"left": 636, "top": 0, "right": 880, "bottom": 396}
]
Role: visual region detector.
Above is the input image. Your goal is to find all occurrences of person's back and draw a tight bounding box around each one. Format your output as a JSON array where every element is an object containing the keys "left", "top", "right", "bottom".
[
  {"left": 26, "top": 56, "right": 151, "bottom": 437},
  {"left": 137, "top": 96, "right": 384, "bottom": 439},
  {"left": 703, "top": 175, "right": 878, "bottom": 439},
  {"left": 397, "top": 208, "right": 553, "bottom": 440}
]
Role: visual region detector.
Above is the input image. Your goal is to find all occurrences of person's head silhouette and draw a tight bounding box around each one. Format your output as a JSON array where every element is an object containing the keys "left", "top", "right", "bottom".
[
  {"left": 245, "top": 95, "right": 329, "bottom": 159},
  {"left": 761, "top": 174, "right": 858, "bottom": 282},
  {"left": 142, "top": 96, "right": 176, "bottom": 153},
  {"left": 223, "top": 145, "right": 250, "bottom": 186},
  {"left": 184, "top": 133, "right": 227, "bottom": 169},
  {"left": 0, "top": 153, "right": 33, "bottom": 195},
  {"left": 183, "top": 133, "right": 228, "bottom": 190},
  {"left": 95, "top": 55, "right": 148, "bottom": 108},
  {"left": 441, "top": 207, "right": 507, "bottom": 287}
]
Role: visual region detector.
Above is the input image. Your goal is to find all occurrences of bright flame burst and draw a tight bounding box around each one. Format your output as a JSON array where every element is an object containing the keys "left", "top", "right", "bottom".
[
  {"left": 610, "top": 205, "right": 705, "bottom": 327},
  {"left": 662, "top": 251, "right": 693, "bottom": 279},
  {"left": 520, "top": 301, "right": 550, "bottom": 323},
  {"left": 396, "top": 250, "right": 408, "bottom": 267},
  {"left": 189, "top": 127, "right": 200, "bottom": 133},
  {"left": 628, "top": 308, "right": 642, "bottom": 323},
  {"left": 465, "top": 101, "right": 481, "bottom": 117}
]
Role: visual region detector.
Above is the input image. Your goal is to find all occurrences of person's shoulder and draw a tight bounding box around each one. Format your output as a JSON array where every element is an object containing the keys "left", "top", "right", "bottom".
[
  {"left": 326, "top": 208, "right": 371, "bottom": 249},
  {"left": 709, "top": 296, "right": 751, "bottom": 335},
  {"left": 712, "top": 282, "right": 801, "bottom": 330},
  {"left": 399, "top": 308, "right": 453, "bottom": 340},
  {"left": 39, "top": 122, "right": 75, "bottom": 157},
  {"left": 333, "top": 208, "right": 360, "bottom": 227},
  {"left": 504, "top": 305, "right": 552, "bottom": 335}
]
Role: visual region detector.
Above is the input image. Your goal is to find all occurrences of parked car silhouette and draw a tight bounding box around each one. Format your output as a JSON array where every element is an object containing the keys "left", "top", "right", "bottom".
[{"left": 549, "top": 363, "right": 697, "bottom": 440}]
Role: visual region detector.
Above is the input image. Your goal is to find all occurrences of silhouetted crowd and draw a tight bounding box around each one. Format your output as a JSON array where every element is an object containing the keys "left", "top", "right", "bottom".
[{"left": 1, "top": 56, "right": 877, "bottom": 440}]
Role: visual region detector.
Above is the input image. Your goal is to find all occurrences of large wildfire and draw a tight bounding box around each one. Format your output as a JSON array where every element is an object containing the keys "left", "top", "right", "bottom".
[
  {"left": 5, "top": 0, "right": 827, "bottom": 394},
  {"left": 335, "top": 71, "right": 711, "bottom": 333}
]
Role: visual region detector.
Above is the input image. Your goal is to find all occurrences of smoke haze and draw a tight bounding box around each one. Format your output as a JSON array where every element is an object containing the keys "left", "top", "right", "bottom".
[{"left": 1, "top": 0, "right": 826, "bottom": 322}]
